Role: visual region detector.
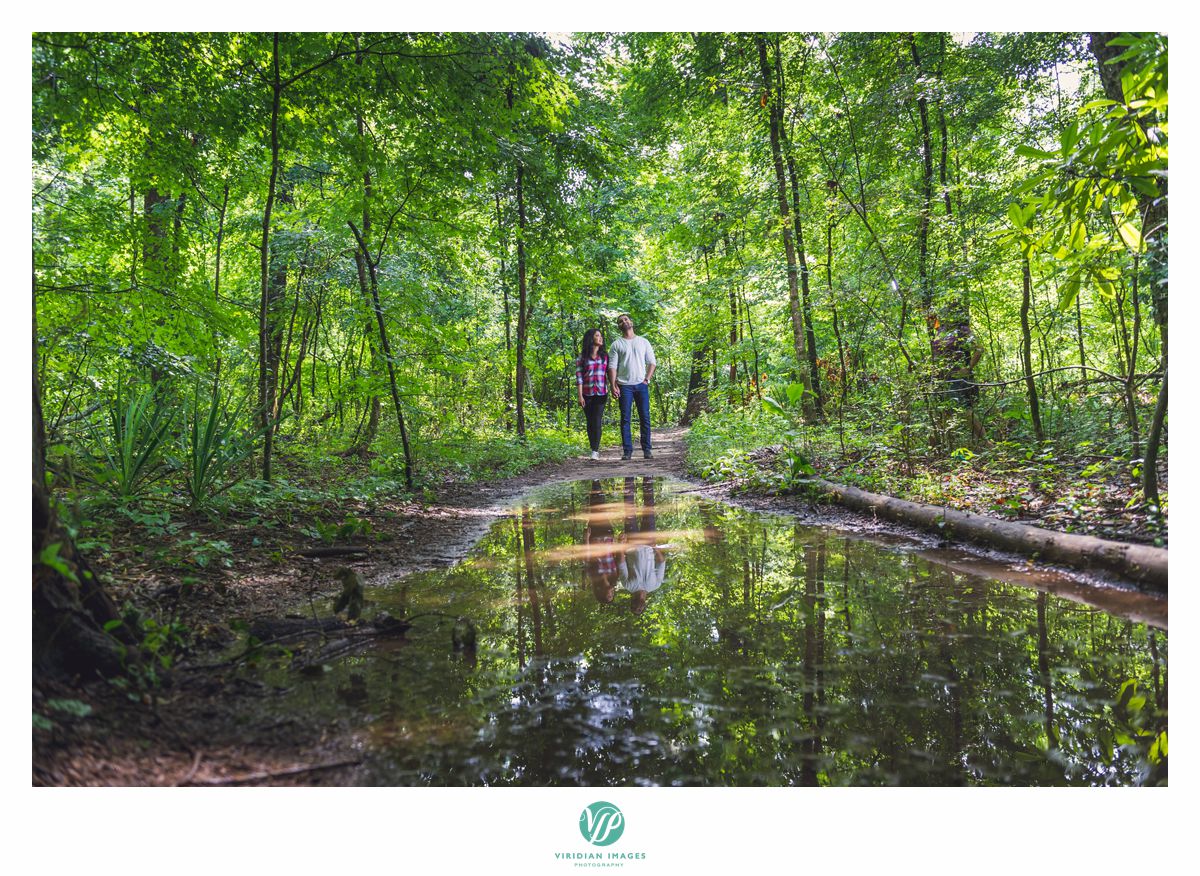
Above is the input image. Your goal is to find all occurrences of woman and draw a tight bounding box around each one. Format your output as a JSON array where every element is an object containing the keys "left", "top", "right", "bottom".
[
  {"left": 583, "top": 480, "right": 617, "bottom": 603},
  {"left": 575, "top": 328, "right": 611, "bottom": 460}
]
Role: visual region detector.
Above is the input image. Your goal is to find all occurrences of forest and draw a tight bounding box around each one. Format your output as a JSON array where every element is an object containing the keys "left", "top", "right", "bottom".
[{"left": 32, "top": 32, "right": 1167, "bottom": 789}]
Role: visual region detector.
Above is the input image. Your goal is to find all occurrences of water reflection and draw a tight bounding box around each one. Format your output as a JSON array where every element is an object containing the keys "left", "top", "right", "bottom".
[
  {"left": 259, "top": 478, "right": 1168, "bottom": 787},
  {"left": 619, "top": 478, "right": 667, "bottom": 615},
  {"left": 584, "top": 480, "right": 618, "bottom": 605}
]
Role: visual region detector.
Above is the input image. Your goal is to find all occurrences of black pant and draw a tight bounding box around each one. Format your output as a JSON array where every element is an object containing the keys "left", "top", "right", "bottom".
[{"left": 584, "top": 394, "right": 607, "bottom": 451}]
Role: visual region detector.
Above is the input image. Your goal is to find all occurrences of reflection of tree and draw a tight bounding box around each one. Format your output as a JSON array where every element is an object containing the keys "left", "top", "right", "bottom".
[
  {"left": 1036, "top": 592, "right": 1058, "bottom": 751},
  {"left": 1149, "top": 631, "right": 1166, "bottom": 713},
  {"left": 513, "top": 516, "right": 526, "bottom": 670},
  {"left": 289, "top": 479, "right": 1165, "bottom": 786},
  {"left": 799, "top": 529, "right": 827, "bottom": 787},
  {"left": 521, "top": 507, "right": 543, "bottom": 658}
]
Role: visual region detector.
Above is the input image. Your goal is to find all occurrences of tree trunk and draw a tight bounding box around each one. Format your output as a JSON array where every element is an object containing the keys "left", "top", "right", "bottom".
[
  {"left": 347, "top": 55, "right": 413, "bottom": 484},
  {"left": 1143, "top": 370, "right": 1166, "bottom": 510},
  {"left": 214, "top": 183, "right": 229, "bottom": 300},
  {"left": 1075, "top": 283, "right": 1087, "bottom": 370},
  {"left": 775, "top": 40, "right": 823, "bottom": 415},
  {"left": 1021, "top": 256, "right": 1044, "bottom": 442},
  {"left": 725, "top": 235, "right": 739, "bottom": 403},
  {"left": 33, "top": 265, "right": 133, "bottom": 677},
  {"left": 756, "top": 34, "right": 814, "bottom": 422},
  {"left": 496, "top": 191, "right": 514, "bottom": 430},
  {"left": 515, "top": 160, "right": 529, "bottom": 439},
  {"left": 680, "top": 346, "right": 711, "bottom": 426},
  {"left": 348, "top": 222, "right": 414, "bottom": 488},
  {"left": 785, "top": 152, "right": 823, "bottom": 416},
  {"left": 908, "top": 34, "right": 935, "bottom": 313},
  {"left": 740, "top": 287, "right": 762, "bottom": 401},
  {"left": 826, "top": 217, "right": 849, "bottom": 409},
  {"left": 1124, "top": 264, "right": 1143, "bottom": 458},
  {"left": 258, "top": 32, "right": 283, "bottom": 481},
  {"left": 142, "top": 186, "right": 170, "bottom": 293},
  {"left": 359, "top": 390, "right": 379, "bottom": 444}
]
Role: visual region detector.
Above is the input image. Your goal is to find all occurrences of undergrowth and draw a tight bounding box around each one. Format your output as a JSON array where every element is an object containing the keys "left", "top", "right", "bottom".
[{"left": 685, "top": 403, "right": 1168, "bottom": 545}]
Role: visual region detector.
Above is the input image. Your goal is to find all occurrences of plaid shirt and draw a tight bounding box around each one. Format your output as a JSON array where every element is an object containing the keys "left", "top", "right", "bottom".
[
  {"left": 593, "top": 538, "right": 617, "bottom": 575},
  {"left": 576, "top": 354, "right": 609, "bottom": 397}
]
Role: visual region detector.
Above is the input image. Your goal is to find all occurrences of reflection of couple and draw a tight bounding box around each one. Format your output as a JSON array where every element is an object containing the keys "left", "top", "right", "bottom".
[{"left": 584, "top": 478, "right": 666, "bottom": 614}]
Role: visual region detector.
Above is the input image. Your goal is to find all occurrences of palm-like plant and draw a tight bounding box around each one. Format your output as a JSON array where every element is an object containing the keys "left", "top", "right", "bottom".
[
  {"left": 93, "top": 385, "right": 174, "bottom": 499},
  {"left": 182, "top": 381, "right": 254, "bottom": 510}
]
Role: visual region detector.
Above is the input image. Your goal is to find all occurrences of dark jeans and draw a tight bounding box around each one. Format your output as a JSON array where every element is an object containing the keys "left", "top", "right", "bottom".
[
  {"left": 618, "top": 382, "right": 651, "bottom": 454},
  {"left": 583, "top": 394, "right": 607, "bottom": 452},
  {"left": 624, "top": 476, "right": 656, "bottom": 532}
]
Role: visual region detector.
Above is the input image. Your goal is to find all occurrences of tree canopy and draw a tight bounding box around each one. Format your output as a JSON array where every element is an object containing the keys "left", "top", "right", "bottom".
[{"left": 33, "top": 31, "right": 1167, "bottom": 526}]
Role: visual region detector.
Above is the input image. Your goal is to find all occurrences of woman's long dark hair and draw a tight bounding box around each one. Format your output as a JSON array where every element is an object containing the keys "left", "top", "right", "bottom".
[{"left": 579, "top": 328, "right": 606, "bottom": 364}]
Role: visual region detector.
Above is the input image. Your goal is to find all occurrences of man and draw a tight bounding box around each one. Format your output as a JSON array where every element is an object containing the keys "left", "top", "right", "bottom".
[
  {"left": 608, "top": 314, "right": 657, "bottom": 460},
  {"left": 618, "top": 476, "right": 665, "bottom": 615}
]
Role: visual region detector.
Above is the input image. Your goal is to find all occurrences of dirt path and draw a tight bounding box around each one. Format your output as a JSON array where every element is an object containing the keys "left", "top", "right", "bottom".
[{"left": 392, "top": 427, "right": 693, "bottom": 579}]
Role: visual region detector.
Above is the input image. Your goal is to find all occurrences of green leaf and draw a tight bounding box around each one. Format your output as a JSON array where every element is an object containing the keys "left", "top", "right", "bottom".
[
  {"left": 1014, "top": 144, "right": 1058, "bottom": 160},
  {"left": 1114, "top": 217, "right": 1143, "bottom": 251},
  {"left": 39, "top": 542, "right": 79, "bottom": 583},
  {"left": 1149, "top": 731, "right": 1167, "bottom": 763},
  {"left": 1061, "top": 120, "right": 1080, "bottom": 152},
  {"left": 1068, "top": 221, "right": 1087, "bottom": 250},
  {"left": 33, "top": 713, "right": 54, "bottom": 731}
]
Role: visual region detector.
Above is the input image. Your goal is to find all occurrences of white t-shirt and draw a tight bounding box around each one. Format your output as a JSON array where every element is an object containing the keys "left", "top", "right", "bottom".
[
  {"left": 619, "top": 545, "right": 666, "bottom": 593},
  {"left": 609, "top": 335, "right": 656, "bottom": 386}
]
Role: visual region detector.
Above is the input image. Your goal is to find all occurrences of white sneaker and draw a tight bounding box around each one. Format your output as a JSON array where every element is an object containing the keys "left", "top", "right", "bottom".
[{"left": 591, "top": 451, "right": 600, "bottom": 461}]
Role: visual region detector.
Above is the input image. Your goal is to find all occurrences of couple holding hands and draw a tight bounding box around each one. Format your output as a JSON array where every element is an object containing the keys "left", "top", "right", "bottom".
[{"left": 574, "top": 313, "right": 656, "bottom": 461}]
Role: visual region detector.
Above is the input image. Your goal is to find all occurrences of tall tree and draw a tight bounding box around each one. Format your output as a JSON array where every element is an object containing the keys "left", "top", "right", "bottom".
[{"left": 756, "top": 34, "right": 815, "bottom": 421}]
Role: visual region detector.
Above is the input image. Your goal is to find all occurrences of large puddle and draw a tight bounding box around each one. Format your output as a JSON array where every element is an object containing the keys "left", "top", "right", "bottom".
[{"left": 260, "top": 478, "right": 1168, "bottom": 786}]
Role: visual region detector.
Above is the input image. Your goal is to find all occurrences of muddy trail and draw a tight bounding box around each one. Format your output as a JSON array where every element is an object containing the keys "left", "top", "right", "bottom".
[{"left": 33, "top": 428, "right": 1166, "bottom": 786}]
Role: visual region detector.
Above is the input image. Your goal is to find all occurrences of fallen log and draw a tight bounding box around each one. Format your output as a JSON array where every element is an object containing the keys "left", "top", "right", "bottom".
[{"left": 813, "top": 479, "right": 1168, "bottom": 592}]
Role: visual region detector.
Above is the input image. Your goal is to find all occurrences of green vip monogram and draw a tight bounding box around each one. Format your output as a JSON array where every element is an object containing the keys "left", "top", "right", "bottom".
[{"left": 579, "top": 801, "right": 625, "bottom": 846}]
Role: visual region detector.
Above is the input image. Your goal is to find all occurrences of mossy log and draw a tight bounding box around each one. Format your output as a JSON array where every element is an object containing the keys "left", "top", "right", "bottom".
[{"left": 815, "top": 479, "right": 1168, "bottom": 592}]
